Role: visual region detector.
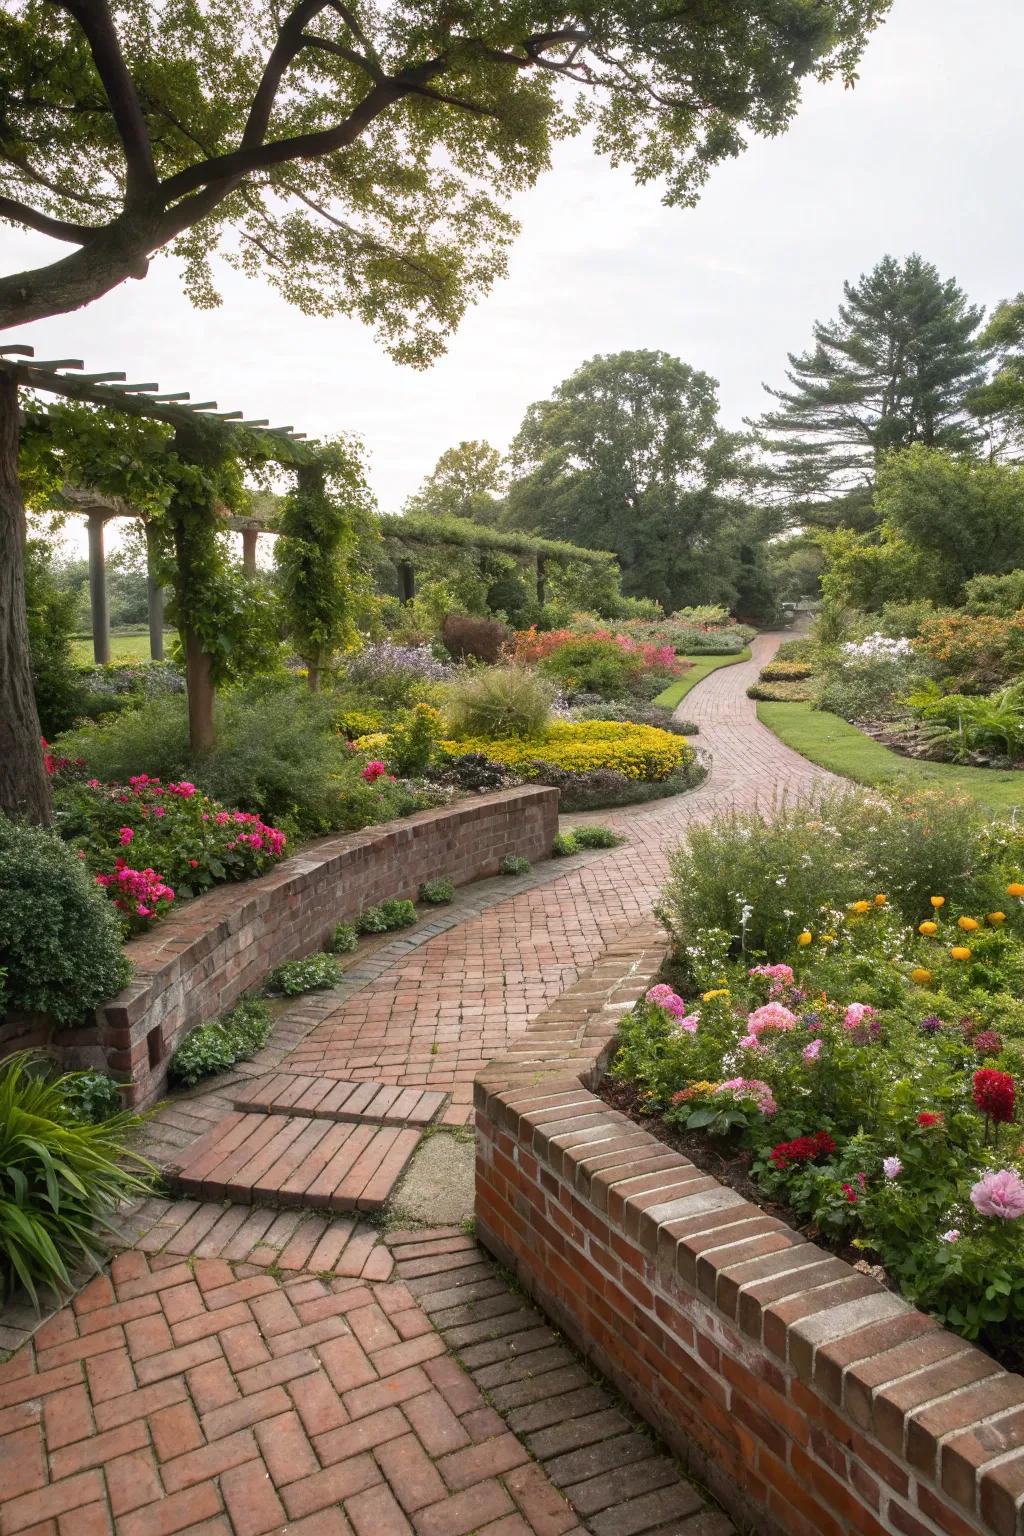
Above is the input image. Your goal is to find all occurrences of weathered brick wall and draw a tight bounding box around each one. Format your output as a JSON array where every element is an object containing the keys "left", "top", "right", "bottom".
[
  {"left": 475, "top": 922, "right": 1024, "bottom": 1536},
  {"left": 3, "top": 786, "right": 558, "bottom": 1108}
]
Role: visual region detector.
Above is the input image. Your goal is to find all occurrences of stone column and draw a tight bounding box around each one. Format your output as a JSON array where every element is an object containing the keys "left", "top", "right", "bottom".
[
  {"left": 241, "top": 526, "right": 258, "bottom": 575},
  {"left": 144, "top": 522, "right": 164, "bottom": 660},
  {"left": 86, "top": 513, "right": 110, "bottom": 664}
]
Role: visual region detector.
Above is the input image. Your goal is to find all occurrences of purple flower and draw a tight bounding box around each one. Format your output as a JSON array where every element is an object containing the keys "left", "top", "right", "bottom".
[
  {"left": 882, "top": 1157, "right": 902, "bottom": 1180},
  {"left": 919, "top": 1015, "right": 943, "bottom": 1035},
  {"left": 803, "top": 1012, "right": 820, "bottom": 1028},
  {"left": 347, "top": 642, "right": 453, "bottom": 687},
  {"left": 803, "top": 1039, "right": 823, "bottom": 1063},
  {"left": 970, "top": 1169, "right": 1024, "bottom": 1220}
]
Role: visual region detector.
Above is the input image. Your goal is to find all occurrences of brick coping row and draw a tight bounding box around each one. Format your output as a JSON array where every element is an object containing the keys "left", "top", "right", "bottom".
[{"left": 474, "top": 921, "right": 1024, "bottom": 1536}]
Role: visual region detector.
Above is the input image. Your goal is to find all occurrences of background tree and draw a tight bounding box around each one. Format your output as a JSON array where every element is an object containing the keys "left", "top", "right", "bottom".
[
  {"left": 0, "top": 0, "right": 890, "bottom": 820},
  {"left": 503, "top": 349, "right": 765, "bottom": 613},
  {"left": 751, "top": 254, "right": 987, "bottom": 527},
  {"left": 405, "top": 441, "right": 505, "bottom": 525},
  {"left": 969, "top": 294, "right": 1024, "bottom": 459}
]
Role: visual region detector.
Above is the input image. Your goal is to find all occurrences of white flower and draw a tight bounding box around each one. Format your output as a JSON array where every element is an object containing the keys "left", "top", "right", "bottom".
[{"left": 882, "top": 1157, "right": 903, "bottom": 1180}]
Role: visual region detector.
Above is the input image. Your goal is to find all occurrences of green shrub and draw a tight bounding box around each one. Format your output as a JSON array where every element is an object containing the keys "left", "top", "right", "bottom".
[
  {"left": 759, "top": 660, "right": 813, "bottom": 682},
  {"left": 26, "top": 538, "right": 84, "bottom": 736},
  {"left": 268, "top": 953, "right": 341, "bottom": 995},
  {"left": 445, "top": 666, "right": 553, "bottom": 740},
  {"left": 387, "top": 703, "right": 440, "bottom": 776},
  {"left": 356, "top": 899, "right": 417, "bottom": 933},
  {"left": 551, "top": 832, "right": 578, "bottom": 857},
  {"left": 54, "top": 693, "right": 192, "bottom": 783},
  {"left": 0, "top": 817, "right": 132, "bottom": 1024},
  {"left": 0, "top": 1052, "right": 151, "bottom": 1307},
  {"left": 747, "top": 679, "right": 814, "bottom": 702},
  {"left": 537, "top": 636, "right": 639, "bottom": 698},
  {"left": 169, "top": 998, "right": 273, "bottom": 1087},
  {"left": 571, "top": 824, "right": 622, "bottom": 849},
  {"left": 499, "top": 854, "right": 531, "bottom": 875},
  {"left": 964, "top": 570, "right": 1024, "bottom": 616},
  {"left": 331, "top": 922, "right": 359, "bottom": 953},
  {"left": 60, "top": 1071, "right": 123, "bottom": 1123},
  {"left": 772, "top": 637, "right": 815, "bottom": 664},
  {"left": 419, "top": 878, "right": 455, "bottom": 904}
]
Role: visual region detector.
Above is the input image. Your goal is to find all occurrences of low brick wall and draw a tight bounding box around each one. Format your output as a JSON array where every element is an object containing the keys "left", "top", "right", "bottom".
[
  {"left": 2, "top": 786, "right": 558, "bottom": 1108},
  {"left": 475, "top": 922, "right": 1024, "bottom": 1536}
]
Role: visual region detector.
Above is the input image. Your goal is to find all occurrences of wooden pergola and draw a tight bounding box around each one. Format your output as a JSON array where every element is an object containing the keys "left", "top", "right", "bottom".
[{"left": 1, "top": 343, "right": 308, "bottom": 664}]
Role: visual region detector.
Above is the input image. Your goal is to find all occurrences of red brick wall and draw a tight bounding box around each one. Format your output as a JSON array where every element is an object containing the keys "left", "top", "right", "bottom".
[
  {"left": 3, "top": 786, "right": 558, "bottom": 1108},
  {"left": 475, "top": 923, "right": 1024, "bottom": 1536}
]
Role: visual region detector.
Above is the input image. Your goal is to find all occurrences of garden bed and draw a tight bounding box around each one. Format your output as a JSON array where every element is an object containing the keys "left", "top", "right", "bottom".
[
  {"left": 475, "top": 921, "right": 1024, "bottom": 1536},
  {"left": 2, "top": 785, "right": 558, "bottom": 1108}
]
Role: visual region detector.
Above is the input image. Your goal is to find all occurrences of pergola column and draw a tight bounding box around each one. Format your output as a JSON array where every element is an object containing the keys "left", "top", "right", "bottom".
[
  {"left": 536, "top": 554, "right": 546, "bottom": 606},
  {"left": 86, "top": 512, "right": 110, "bottom": 664},
  {"left": 398, "top": 560, "right": 416, "bottom": 605},
  {"left": 241, "top": 526, "right": 258, "bottom": 575},
  {"left": 144, "top": 522, "right": 164, "bottom": 661}
]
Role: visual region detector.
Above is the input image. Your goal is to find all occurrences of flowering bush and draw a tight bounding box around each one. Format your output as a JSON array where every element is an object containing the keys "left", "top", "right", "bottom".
[
  {"left": 512, "top": 627, "right": 685, "bottom": 698},
  {"left": 441, "top": 719, "right": 692, "bottom": 782},
  {"left": 345, "top": 642, "right": 454, "bottom": 705},
  {"left": 54, "top": 773, "right": 288, "bottom": 934},
  {"left": 815, "top": 631, "right": 921, "bottom": 722},
  {"left": 915, "top": 612, "right": 1024, "bottom": 693},
  {"left": 614, "top": 793, "right": 1024, "bottom": 1352}
]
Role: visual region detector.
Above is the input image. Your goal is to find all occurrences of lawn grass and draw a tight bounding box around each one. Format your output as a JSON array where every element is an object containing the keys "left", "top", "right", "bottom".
[
  {"left": 654, "top": 647, "right": 751, "bottom": 709},
  {"left": 758, "top": 700, "right": 1024, "bottom": 815},
  {"left": 71, "top": 630, "right": 174, "bottom": 663}
]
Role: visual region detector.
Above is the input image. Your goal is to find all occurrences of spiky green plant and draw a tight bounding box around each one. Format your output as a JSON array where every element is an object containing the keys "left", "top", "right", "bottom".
[{"left": 0, "top": 1053, "right": 153, "bottom": 1308}]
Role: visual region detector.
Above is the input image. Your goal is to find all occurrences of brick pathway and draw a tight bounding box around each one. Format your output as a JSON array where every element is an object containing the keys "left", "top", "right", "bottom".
[{"left": 0, "top": 632, "right": 838, "bottom": 1535}]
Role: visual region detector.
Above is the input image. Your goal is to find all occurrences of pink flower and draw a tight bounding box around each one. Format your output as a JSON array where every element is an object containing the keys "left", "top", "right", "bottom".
[
  {"left": 747, "top": 1002, "right": 798, "bottom": 1037},
  {"left": 803, "top": 1039, "right": 823, "bottom": 1062},
  {"left": 844, "top": 1003, "right": 876, "bottom": 1030},
  {"left": 645, "top": 983, "right": 687, "bottom": 1019},
  {"left": 169, "top": 781, "right": 197, "bottom": 798},
  {"left": 716, "top": 1078, "right": 777, "bottom": 1116},
  {"left": 739, "top": 1033, "right": 761, "bottom": 1051},
  {"left": 118, "top": 826, "right": 134, "bottom": 846},
  {"left": 940, "top": 1229, "right": 960, "bottom": 1243},
  {"left": 153, "top": 807, "right": 165, "bottom": 818},
  {"left": 87, "top": 778, "right": 100, "bottom": 788},
  {"left": 882, "top": 1157, "right": 902, "bottom": 1180},
  {"left": 362, "top": 760, "right": 388, "bottom": 782},
  {"left": 678, "top": 1013, "right": 699, "bottom": 1035},
  {"left": 136, "top": 904, "right": 153, "bottom": 918},
  {"left": 189, "top": 859, "right": 199, "bottom": 868},
  {"left": 970, "top": 1169, "right": 1024, "bottom": 1220}
]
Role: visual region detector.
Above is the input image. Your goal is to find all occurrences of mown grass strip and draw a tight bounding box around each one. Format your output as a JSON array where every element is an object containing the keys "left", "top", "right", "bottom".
[{"left": 654, "top": 647, "right": 752, "bottom": 709}]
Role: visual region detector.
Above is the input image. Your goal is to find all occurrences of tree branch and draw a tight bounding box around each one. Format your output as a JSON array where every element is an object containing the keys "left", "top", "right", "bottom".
[
  {"left": 45, "top": 0, "right": 158, "bottom": 203},
  {"left": 0, "top": 195, "right": 94, "bottom": 244}
]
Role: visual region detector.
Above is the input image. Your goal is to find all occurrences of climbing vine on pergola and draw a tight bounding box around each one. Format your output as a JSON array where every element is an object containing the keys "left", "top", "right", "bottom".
[{"left": 2, "top": 345, "right": 370, "bottom": 820}]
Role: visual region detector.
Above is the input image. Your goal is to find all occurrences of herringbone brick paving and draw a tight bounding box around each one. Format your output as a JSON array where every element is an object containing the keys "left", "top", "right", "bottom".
[{"left": 1, "top": 636, "right": 830, "bottom": 1533}]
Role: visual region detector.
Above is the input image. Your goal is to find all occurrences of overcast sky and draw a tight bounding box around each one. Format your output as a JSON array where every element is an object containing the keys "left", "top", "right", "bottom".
[{"left": 4, "top": 0, "right": 1023, "bottom": 540}]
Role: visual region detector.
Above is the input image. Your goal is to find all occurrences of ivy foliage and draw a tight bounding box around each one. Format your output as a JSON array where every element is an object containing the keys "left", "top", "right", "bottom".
[{"left": 275, "top": 440, "right": 379, "bottom": 678}]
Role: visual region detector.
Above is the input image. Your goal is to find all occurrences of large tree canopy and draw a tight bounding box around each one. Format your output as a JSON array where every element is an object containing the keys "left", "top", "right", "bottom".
[
  {"left": 0, "top": 1, "right": 889, "bottom": 339},
  {"left": 502, "top": 348, "right": 770, "bottom": 614},
  {"left": 751, "top": 253, "right": 987, "bottom": 525}
]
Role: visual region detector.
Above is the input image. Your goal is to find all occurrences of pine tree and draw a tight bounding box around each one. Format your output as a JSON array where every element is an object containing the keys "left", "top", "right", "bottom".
[{"left": 751, "top": 254, "right": 987, "bottom": 523}]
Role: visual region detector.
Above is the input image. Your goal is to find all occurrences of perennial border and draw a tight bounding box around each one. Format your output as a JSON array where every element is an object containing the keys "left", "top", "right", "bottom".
[
  {"left": 474, "top": 921, "right": 1024, "bottom": 1536},
  {"left": 2, "top": 785, "right": 559, "bottom": 1108}
]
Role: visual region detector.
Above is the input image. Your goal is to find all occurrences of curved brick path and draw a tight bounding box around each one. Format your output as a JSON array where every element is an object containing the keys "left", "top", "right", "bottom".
[{"left": 0, "top": 632, "right": 837, "bottom": 1536}]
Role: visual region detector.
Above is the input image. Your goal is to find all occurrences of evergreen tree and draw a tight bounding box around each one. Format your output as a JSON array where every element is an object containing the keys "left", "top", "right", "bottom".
[
  {"left": 969, "top": 294, "right": 1024, "bottom": 459},
  {"left": 751, "top": 254, "right": 987, "bottom": 523}
]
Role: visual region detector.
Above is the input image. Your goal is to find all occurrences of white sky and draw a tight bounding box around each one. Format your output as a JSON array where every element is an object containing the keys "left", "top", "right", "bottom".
[{"left": 4, "top": 0, "right": 1024, "bottom": 555}]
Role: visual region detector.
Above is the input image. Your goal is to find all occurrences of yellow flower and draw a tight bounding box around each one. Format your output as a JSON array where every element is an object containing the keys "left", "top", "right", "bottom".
[
  {"left": 987, "top": 912, "right": 1007, "bottom": 925},
  {"left": 441, "top": 720, "right": 690, "bottom": 781},
  {"left": 822, "top": 933, "right": 837, "bottom": 943},
  {"left": 797, "top": 931, "right": 813, "bottom": 947},
  {"left": 930, "top": 896, "right": 946, "bottom": 909},
  {"left": 949, "top": 946, "right": 972, "bottom": 961},
  {"left": 874, "top": 894, "right": 888, "bottom": 906},
  {"left": 918, "top": 921, "right": 938, "bottom": 936},
  {"left": 911, "top": 967, "right": 933, "bottom": 985},
  {"left": 701, "top": 988, "right": 731, "bottom": 1002},
  {"left": 957, "top": 916, "right": 979, "bottom": 932},
  {"left": 848, "top": 900, "right": 871, "bottom": 915},
  {"left": 1008, "top": 883, "right": 1024, "bottom": 899}
]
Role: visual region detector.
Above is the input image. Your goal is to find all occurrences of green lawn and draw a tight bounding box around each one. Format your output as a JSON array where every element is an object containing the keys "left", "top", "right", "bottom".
[
  {"left": 758, "top": 700, "right": 1024, "bottom": 815},
  {"left": 72, "top": 630, "right": 174, "bottom": 664},
  {"left": 654, "top": 648, "right": 751, "bottom": 709}
]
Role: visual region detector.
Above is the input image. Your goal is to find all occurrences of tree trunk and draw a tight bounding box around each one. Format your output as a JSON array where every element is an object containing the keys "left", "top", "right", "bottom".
[
  {"left": 184, "top": 630, "right": 216, "bottom": 752},
  {"left": 0, "top": 371, "right": 51, "bottom": 823},
  {"left": 306, "top": 660, "right": 320, "bottom": 692}
]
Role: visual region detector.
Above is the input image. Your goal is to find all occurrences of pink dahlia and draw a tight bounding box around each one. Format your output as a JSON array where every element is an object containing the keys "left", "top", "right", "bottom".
[
  {"left": 646, "top": 984, "right": 687, "bottom": 1019},
  {"left": 970, "top": 1169, "right": 1024, "bottom": 1220},
  {"left": 747, "top": 1002, "right": 798, "bottom": 1037}
]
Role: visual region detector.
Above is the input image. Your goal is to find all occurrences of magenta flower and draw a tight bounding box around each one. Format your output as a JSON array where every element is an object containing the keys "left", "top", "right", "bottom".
[
  {"left": 362, "top": 760, "right": 388, "bottom": 783},
  {"left": 118, "top": 826, "right": 134, "bottom": 846},
  {"left": 169, "top": 780, "right": 197, "bottom": 798},
  {"left": 970, "top": 1169, "right": 1024, "bottom": 1220}
]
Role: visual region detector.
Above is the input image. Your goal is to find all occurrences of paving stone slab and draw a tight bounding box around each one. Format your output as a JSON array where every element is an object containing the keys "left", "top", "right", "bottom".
[
  {"left": 167, "top": 1111, "right": 422, "bottom": 1212},
  {"left": 233, "top": 1072, "right": 447, "bottom": 1126}
]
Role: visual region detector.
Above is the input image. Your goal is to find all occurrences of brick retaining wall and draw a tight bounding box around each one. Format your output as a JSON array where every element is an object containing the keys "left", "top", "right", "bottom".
[
  {"left": 475, "top": 922, "right": 1024, "bottom": 1536},
  {"left": 2, "top": 786, "right": 558, "bottom": 1108}
]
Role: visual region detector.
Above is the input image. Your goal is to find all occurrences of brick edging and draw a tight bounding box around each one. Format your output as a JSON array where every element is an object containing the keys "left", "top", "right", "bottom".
[
  {"left": 474, "top": 922, "right": 1024, "bottom": 1536},
  {"left": 1, "top": 786, "right": 559, "bottom": 1109}
]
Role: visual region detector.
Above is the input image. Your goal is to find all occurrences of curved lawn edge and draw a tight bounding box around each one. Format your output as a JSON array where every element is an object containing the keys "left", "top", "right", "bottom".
[
  {"left": 653, "top": 645, "right": 752, "bottom": 709},
  {"left": 757, "top": 699, "right": 1024, "bottom": 814}
]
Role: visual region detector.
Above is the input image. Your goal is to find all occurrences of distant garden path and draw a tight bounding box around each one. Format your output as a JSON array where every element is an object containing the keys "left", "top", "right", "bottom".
[{"left": 2, "top": 632, "right": 838, "bottom": 1536}]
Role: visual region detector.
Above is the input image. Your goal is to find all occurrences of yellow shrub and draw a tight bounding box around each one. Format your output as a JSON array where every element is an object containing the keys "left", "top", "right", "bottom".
[{"left": 441, "top": 719, "right": 691, "bottom": 781}]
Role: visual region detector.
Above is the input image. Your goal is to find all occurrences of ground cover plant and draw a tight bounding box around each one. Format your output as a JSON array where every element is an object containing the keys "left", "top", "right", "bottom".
[
  {"left": 169, "top": 998, "right": 273, "bottom": 1088},
  {"left": 0, "top": 1053, "right": 152, "bottom": 1307},
  {"left": 268, "top": 953, "right": 342, "bottom": 995},
  {"left": 614, "top": 789, "right": 1024, "bottom": 1358}
]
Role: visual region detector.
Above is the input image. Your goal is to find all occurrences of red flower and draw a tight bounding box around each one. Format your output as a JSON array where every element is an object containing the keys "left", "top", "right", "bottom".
[
  {"left": 917, "top": 1111, "right": 944, "bottom": 1128},
  {"left": 972, "top": 1069, "right": 1015, "bottom": 1124},
  {"left": 841, "top": 1183, "right": 858, "bottom": 1204},
  {"left": 769, "top": 1131, "right": 836, "bottom": 1171}
]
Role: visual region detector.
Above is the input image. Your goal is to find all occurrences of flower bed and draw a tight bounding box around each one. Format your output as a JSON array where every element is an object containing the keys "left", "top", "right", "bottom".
[
  {"left": 612, "top": 788, "right": 1024, "bottom": 1365},
  {"left": 441, "top": 718, "right": 693, "bottom": 781}
]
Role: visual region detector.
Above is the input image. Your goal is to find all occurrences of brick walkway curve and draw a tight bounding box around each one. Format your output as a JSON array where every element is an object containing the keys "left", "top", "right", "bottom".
[{"left": 0, "top": 632, "right": 839, "bottom": 1536}]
